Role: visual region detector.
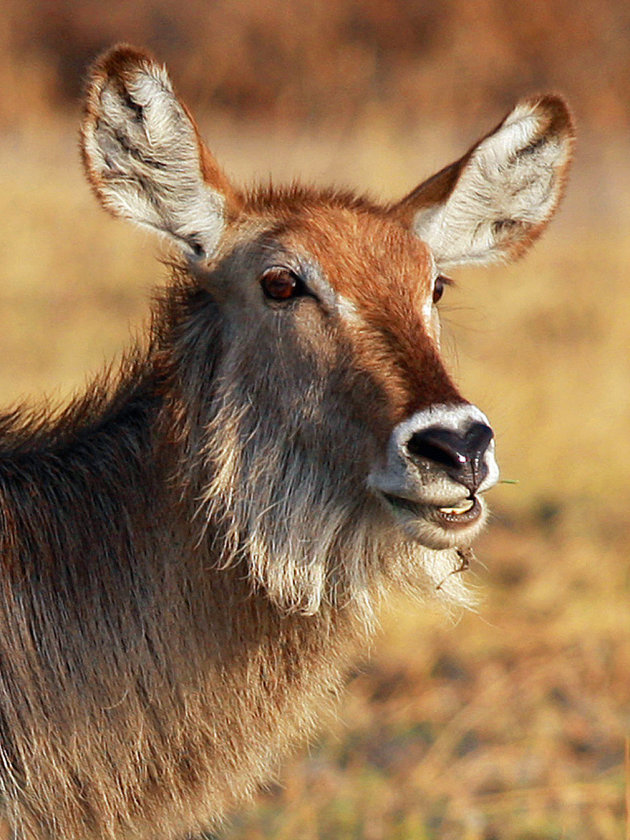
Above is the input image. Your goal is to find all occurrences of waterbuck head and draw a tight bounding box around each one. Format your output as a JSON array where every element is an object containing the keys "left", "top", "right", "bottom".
[{"left": 81, "top": 46, "right": 574, "bottom": 615}]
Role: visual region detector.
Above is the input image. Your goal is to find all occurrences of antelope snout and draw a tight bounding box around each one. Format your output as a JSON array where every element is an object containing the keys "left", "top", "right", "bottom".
[{"left": 368, "top": 404, "right": 500, "bottom": 546}]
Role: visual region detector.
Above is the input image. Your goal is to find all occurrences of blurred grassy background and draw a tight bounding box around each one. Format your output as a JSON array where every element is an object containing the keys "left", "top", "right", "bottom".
[{"left": 0, "top": 2, "right": 628, "bottom": 838}]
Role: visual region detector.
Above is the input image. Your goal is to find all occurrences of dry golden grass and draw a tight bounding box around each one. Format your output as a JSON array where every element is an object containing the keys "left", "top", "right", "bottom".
[{"left": 0, "top": 115, "right": 627, "bottom": 839}]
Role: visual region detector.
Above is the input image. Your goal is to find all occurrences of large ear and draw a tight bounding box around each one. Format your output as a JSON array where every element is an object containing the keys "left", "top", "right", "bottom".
[
  {"left": 392, "top": 96, "right": 575, "bottom": 268},
  {"left": 80, "top": 44, "right": 240, "bottom": 261}
]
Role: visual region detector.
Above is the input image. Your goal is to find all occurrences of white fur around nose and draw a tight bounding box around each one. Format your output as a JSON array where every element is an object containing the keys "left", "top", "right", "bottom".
[{"left": 368, "top": 403, "right": 500, "bottom": 503}]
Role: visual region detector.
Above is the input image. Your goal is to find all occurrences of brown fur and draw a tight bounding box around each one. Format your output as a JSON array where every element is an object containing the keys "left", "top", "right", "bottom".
[
  {"left": 0, "top": 45, "right": 573, "bottom": 840},
  {"left": 0, "top": 286, "right": 374, "bottom": 840},
  {"left": 257, "top": 200, "right": 462, "bottom": 419},
  {"left": 0, "top": 243, "right": 464, "bottom": 840}
]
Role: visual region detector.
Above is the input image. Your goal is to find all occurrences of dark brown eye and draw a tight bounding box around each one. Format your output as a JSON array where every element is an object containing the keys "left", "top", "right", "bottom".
[
  {"left": 260, "top": 267, "right": 303, "bottom": 301},
  {"left": 432, "top": 274, "right": 452, "bottom": 304}
]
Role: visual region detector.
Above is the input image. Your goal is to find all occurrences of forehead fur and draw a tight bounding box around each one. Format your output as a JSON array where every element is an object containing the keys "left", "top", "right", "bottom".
[
  {"left": 241, "top": 183, "right": 457, "bottom": 420},
  {"left": 244, "top": 183, "right": 434, "bottom": 306}
]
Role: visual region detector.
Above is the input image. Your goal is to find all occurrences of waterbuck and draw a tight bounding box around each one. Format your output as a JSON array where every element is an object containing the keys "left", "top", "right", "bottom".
[{"left": 0, "top": 45, "right": 573, "bottom": 840}]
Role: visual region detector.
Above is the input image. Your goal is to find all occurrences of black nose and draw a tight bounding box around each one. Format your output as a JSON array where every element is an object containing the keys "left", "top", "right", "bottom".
[{"left": 406, "top": 422, "right": 494, "bottom": 494}]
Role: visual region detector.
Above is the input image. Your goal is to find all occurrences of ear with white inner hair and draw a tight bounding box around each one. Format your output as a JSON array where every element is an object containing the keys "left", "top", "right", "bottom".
[
  {"left": 80, "top": 44, "right": 240, "bottom": 261},
  {"left": 391, "top": 95, "right": 575, "bottom": 268}
]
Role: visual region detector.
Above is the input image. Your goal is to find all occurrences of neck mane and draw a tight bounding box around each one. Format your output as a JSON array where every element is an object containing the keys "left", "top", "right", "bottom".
[{"left": 0, "top": 279, "right": 469, "bottom": 840}]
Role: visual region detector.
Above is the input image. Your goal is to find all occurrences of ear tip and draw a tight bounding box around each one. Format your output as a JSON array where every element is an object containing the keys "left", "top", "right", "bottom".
[
  {"left": 81, "top": 42, "right": 170, "bottom": 158},
  {"left": 88, "top": 43, "right": 157, "bottom": 84},
  {"left": 82, "top": 44, "right": 166, "bottom": 114},
  {"left": 520, "top": 93, "right": 576, "bottom": 142}
]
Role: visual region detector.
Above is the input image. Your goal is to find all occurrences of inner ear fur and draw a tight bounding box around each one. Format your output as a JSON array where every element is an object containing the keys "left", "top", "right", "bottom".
[
  {"left": 391, "top": 95, "right": 575, "bottom": 267},
  {"left": 80, "top": 44, "right": 241, "bottom": 260}
]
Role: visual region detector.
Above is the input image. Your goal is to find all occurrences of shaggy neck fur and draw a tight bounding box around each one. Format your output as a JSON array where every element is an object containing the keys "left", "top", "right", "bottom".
[{"left": 0, "top": 278, "right": 469, "bottom": 840}]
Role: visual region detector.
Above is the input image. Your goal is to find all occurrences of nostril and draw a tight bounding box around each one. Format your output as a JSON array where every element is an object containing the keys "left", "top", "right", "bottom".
[
  {"left": 406, "top": 422, "right": 494, "bottom": 493},
  {"left": 465, "top": 423, "right": 494, "bottom": 459},
  {"left": 407, "top": 428, "right": 470, "bottom": 471}
]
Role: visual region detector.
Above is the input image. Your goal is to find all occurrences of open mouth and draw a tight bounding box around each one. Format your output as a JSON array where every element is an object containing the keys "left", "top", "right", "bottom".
[{"left": 382, "top": 493, "right": 483, "bottom": 531}]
